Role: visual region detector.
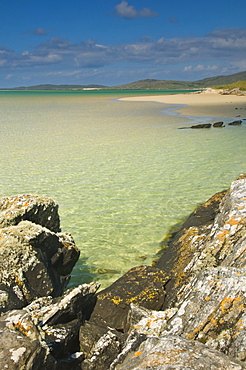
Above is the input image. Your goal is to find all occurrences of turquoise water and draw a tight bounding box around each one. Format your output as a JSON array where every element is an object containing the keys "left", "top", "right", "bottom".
[{"left": 0, "top": 90, "right": 245, "bottom": 289}]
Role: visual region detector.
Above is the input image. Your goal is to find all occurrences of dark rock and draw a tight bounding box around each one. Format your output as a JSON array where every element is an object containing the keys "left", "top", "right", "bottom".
[
  {"left": 0, "top": 220, "right": 80, "bottom": 313},
  {"left": 90, "top": 265, "right": 169, "bottom": 332},
  {"left": 80, "top": 319, "right": 124, "bottom": 370},
  {"left": 0, "top": 194, "right": 61, "bottom": 232},
  {"left": 229, "top": 120, "right": 242, "bottom": 125},
  {"left": 213, "top": 121, "right": 225, "bottom": 127},
  {"left": 190, "top": 123, "right": 212, "bottom": 129}
]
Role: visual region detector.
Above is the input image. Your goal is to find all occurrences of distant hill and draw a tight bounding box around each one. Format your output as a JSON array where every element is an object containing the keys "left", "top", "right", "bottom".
[
  {"left": 1, "top": 71, "right": 246, "bottom": 91},
  {"left": 112, "top": 71, "right": 246, "bottom": 90},
  {"left": 1, "top": 84, "right": 106, "bottom": 91}
]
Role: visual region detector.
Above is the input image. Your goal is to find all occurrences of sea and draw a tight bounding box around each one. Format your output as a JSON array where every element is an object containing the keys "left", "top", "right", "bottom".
[{"left": 0, "top": 89, "right": 245, "bottom": 289}]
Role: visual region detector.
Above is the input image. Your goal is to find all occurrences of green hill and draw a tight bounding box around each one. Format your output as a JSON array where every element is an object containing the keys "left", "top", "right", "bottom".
[
  {"left": 113, "top": 71, "right": 246, "bottom": 90},
  {"left": 1, "top": 84, "right": 106, "bottom": 91},
  {"left": 2, "top": 71, "right": 246, "bottom": 91}
]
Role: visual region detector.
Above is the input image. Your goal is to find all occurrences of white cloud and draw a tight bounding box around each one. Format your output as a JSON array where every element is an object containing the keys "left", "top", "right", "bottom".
[
  {"left": 0, "top": 28, "right": 245, "bottom": 84},
  {"left": 114, "top": 1, "right": 158, "bottom": 19},
  {"left": 183, "top": 64, "right": 219, "bottom": 72}
]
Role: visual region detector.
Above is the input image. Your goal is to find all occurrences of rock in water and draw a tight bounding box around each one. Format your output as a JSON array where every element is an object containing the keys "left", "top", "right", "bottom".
[
  {"left": 190, "top": 123, "right": 212, "bottom": 129},
  {"left": 229, "top": 120, "right": 242, "bottom": 125},
  {"left": 213, "top": 121, "right": 225, "bottom": 127}
]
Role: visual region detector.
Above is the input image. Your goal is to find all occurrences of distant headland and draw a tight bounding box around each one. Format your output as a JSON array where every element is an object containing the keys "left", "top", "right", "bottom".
[{"left": 1, "top": 70, "right": 246, "bottom": 91}]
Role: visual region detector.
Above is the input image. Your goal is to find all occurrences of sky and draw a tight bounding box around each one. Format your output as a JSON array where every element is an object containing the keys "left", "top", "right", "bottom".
[{"left": 0, "top": 0, "right": 246, "bottom": 87}]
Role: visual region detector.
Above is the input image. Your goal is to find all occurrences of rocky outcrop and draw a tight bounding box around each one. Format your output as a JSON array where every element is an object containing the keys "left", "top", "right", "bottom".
[
  {"left": 0, "top": 195, "right": 60, "bottom": 232},
  {"left": 108, "top": 174, "right": 246, "bottom": 369},
  {"left": 0, "top": 220, "right": 80, "bottom": 313},
  {"left": 112, "top": 334, "right": 245, "bottom": 369},
  {"left": 0, "top": 194, "right": 85, "bottom": 368},
  {"left": 0, "top": 283, "right": 99, "bottom": 369},
  {"left": 1, "top": 174, "right": 246, "bottom": 369}
]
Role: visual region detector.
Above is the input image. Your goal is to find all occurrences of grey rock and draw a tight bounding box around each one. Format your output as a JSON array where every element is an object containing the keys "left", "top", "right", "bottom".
[
  {"left": 163, "top": 267, "right": 246, "bottom": 361},
  {"left": 112, "top": 335, "right": 246, "bottom": 370},
  {"left": 156, "top": 175, "right": 246, "bottom": 309},
  {"left": 0, "top": 194, "right": 60, "bottom": 232},
  {"left": 0, "top": 220, "right": 80, "bottom": 313}
]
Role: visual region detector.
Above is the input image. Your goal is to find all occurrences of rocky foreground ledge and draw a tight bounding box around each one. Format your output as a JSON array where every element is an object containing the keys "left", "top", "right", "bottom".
[{"left": 0, "top": 175, "right": 246, "bottom": 369}]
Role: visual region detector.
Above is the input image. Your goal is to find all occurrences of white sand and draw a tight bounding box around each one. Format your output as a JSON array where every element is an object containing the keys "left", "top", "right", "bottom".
[{"left": 119, "top": 90, "right": 246, "bottom": 118}]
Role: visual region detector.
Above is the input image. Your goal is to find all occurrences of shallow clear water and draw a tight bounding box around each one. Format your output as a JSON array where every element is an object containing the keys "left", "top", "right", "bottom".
[{"left": 0, "top": 90, "right": 245, "bottom": 289}]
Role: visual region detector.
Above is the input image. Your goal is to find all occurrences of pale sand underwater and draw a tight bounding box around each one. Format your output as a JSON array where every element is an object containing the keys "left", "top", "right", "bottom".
[{"left": 0, "top": 90, "right": 245, "bottom": 289}]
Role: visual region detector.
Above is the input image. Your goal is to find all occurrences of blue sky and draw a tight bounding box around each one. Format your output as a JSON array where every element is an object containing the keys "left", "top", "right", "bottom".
[{"left": 0, "top": 0, "right": 246, "bottom": 87}]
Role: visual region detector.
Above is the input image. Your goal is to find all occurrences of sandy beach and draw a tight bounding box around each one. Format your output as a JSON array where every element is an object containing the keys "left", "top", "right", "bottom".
[{"left": 120, "top": 90, "right": 246, "bottom": 118}]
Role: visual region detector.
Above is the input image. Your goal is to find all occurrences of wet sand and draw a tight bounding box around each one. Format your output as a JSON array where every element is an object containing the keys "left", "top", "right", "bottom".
[{"left": 119, "top": 90, "right": 246, "bottom": 118}]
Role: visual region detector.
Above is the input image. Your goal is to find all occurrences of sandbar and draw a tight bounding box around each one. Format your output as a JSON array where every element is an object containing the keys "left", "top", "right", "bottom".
[{"left": 119, "top": 90, "right": 246, "bottom": 118}]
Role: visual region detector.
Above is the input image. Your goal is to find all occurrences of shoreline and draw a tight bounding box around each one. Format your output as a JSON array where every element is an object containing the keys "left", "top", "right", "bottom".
[{"left": 119, "top": 90, "right": 246, "bottom": 118}]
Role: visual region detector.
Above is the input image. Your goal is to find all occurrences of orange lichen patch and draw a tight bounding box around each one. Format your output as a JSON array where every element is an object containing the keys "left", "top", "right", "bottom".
[
  {"left": 187, "top": 332, "right": 195, "bottom": 340},
  {"left": 228, "top": 216, "right": 242, "bottom": 226},
  {"left": 205, "top": 297, "right": 211, "bottom": 301},
  {"left": 13, "top": 321, "right": 32, "bottom": 336},
  {"left": 216, "top": 230, "right": 230, "bottom": 240},
  {"left": 236, "top": 206, "right": 245, "bottom": 210},
  {"left": 221, "top": 297, "right": 233, "bottom": 313},
  {"left": 97, "top": 293, "right": 123, "bottom": 305},
  {"left": 22, "top": 202, "right": 30, "bottom": 208},
  {"left": 134, "top": 351, "right": 143, "bottom": 357},
  {"left": 211, "top": 318, "right": 218, "bottom": 327},
  {"left": 220, "top": 296, "right": 244, "bottom": 314},
  {"left": 126, "top": 287, "right": 159, "bottom": 304}
]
